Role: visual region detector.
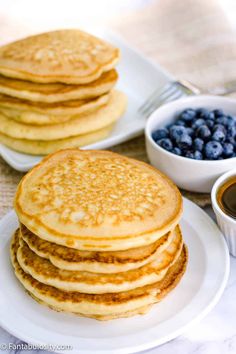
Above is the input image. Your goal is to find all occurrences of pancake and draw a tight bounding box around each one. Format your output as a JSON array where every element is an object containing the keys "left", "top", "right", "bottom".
[
  {"left": 15, "top": 149, "right": 183, "bottom": 251},
  {"left": 20, "top": 224, "right": 175, "bottom": 273},
  {"left": 0, "top": 69, "right": 117, "bottom": 103},
  {"left": 0, "top": 92, "right": 110, "bottom": 125},
  {"left": 28, "top": 292, "right": 153, "bottom": 319},
  {"left": 11, "top": 230, "right": 188, "bottom": 319},
  {"left": 0, "top": 90, "right": 127, "bottom": 140},
  {"left": 17, "top": 225, "right": 183, "bottom": 293},
  {"left": 0, "top": 30, "right": 120, "bottom": 84},
  {"left": 0, "top": 124, "right": 114, "bottom": 155}
]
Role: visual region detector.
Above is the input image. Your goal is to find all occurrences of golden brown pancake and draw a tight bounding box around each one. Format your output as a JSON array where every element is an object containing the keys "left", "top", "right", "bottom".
[
  {"left": 17, "top": 225, "right": 183, "bottom": 293},
  {"left": 0, "top": 70, "right": 117, "bottom": 103},
  {"left": 11, "top": 229, "right": 188, "bottom": 320},
  {"left": 20, "top": 223, "right": 175, "bottom": 273},
  {"left": 15, "top": 149, "right": 183, "bottom": 251},
  {"left": 0, "top": 92, "right": 110, "bottom": 125},
  {"left": 0, "top": 124, "right": 114, "bottom": 155},
  {"left": 0, "top": 30, "right": 120, "bottom": 84},
  {"left": 0, "top": 90, "right": 127, "bottom": 140}
]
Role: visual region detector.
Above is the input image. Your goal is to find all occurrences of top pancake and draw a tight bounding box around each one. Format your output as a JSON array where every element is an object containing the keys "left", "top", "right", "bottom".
[
  {"left": 0, "top": 30, "right": 119, "bottom": 84},
  {"left": 15, "top": 149, "right": 182, "bottom": 251}
]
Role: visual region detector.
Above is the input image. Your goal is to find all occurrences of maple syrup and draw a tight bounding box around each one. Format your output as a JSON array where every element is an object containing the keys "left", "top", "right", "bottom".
[{"left": 217, "top": 176, "right": 236, "bottom": 219}]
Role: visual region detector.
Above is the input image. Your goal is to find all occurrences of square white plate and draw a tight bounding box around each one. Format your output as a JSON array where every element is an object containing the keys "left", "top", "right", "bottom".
[{"left": 0, "top": 30, "right": 173, "bottom": 171}]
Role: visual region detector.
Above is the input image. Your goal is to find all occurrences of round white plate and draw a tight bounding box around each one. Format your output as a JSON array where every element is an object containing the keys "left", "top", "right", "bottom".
[{"left": 0, "top": 198, "right": 230, "bottom": 354}]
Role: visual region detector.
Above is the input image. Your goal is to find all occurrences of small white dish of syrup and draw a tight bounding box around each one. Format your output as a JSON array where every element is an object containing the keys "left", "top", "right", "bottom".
[{"left": 212, "top": 168, "right": 236, "bottom": 256}]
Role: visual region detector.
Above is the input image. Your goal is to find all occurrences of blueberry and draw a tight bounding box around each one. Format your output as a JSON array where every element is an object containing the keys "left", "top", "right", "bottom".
[
  {"left": 206, "top": 119, "right": 214, "bottom": 129},
  {"left": 216, "top": 116, "right": 228, "bottom": 126},
  {"left": 226, "top": 136, "right": 235, "bottom": 145},
  {"left": 213, "top": 124, "right": 226, "bottom": 133},
  {"left": 193, "top": 138, "right": 204, "bottom": 151},
  {"left": 185, "top": 151, "right": 194, "bottom": 159},
  {"left": 208, "top": 111, "right": 215, "bottom": 120},
  {"left": 176, "top": 134, "right": 192, "bottom": 150},
  {"left": 213, "top": 109, "right": 224, "bottom": 117},
  {"left": 175, "top": 119, "right": 186, "bottom": 126},
  {"left": 169, "top": 125, "right": 187, "bottom": 141},
  {"left": 180, "top": 109, "right": 196, "bottom": 123},
  {"left": 227, "top": 116, "right": 236, "bottom": 127},
  {"left": 184, "top": 150, "right": 202, "bottom": 160},
  {"left": 152, "top": 128, "right": 169, "bottom": 141},
  {"left": 157, "top": 138, "right": 173, "bottom": 151},
  {"left": 192, "top": 118, "right": 205, "bottom": 129},
  {"left": 186, "top": 127, "right": 194, "bottom": 137},
  {"left": 196, "top": 125, "right": 211, "bottom": 140},
  {"left": 196, "top": 108, "right": 209, "bottom": 119},
  {"left": 193, "top": 151, "right": 203, "bottom": 160},
  {"left": 223, "top": 142, "right": 234, "bottom": 158},
  {"left": 212, "top": 128, "right": 226, "bottom": 143},
  {"left": 227, "top": 125, "right": 236, "bottom": 139},
  {"left": 167, "top": 122, "right": 174, "bottom": 129},
  {"left": 205, "top": 141, "right": 223, "bottom": 160},
  {"left": 172, "top": 147, "right": 182, "bottom": 156}
]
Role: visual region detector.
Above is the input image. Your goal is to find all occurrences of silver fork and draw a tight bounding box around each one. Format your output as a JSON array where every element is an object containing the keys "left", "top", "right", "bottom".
[{"left": 138, "top": 80, "right": 201, "bottom": 118}]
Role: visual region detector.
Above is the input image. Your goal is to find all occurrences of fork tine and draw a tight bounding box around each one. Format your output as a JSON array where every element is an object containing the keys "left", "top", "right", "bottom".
[
  {"left": 140, "top": 84, "right": 180, "bottom": 116},
  {"left": 165, "top": 90, "right": 185, "bottom": 102},
  {"left": 139, "top": 84, "right": 177, "bottom": 116},
  {"left": 141, "top": 82, "right": 173, "bottom": 106},
  {"left": 138, "top": 82, "right": 173, "bottom": 113},
  {"left": 138, "top": 80, "right": 196, "bottom": 118},
  {"left": 142, "top": 88, "right": 184, "bottom": 118}
]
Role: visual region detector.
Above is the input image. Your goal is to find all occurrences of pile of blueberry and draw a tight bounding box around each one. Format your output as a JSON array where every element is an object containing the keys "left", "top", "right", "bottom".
[{"left": 152, "top": 108, "right": 236, "bottom": 160}]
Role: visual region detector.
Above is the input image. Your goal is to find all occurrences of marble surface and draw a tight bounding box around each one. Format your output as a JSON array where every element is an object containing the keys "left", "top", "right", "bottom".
[{"left": 0, "top": 207, "right": 235, "bottom": 354}]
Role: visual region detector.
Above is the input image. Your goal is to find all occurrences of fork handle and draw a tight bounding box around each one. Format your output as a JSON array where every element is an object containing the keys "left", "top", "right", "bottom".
[
  {"left": 177, "top": 79, "right": 236, "bottom": 96},
  {"left": 175, "top": 80, "right": 201, "bottom": 95}
]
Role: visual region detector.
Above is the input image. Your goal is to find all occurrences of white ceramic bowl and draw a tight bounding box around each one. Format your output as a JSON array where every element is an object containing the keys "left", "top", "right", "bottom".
[
  {"left": 211, "top": 168, "right": 236, "bottom": 256},
  {"left": 145, "top": 95, "right": 236, "bottom": 193}
]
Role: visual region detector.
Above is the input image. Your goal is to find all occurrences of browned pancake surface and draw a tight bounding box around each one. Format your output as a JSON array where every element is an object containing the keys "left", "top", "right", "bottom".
[
  {"left": 11, "top": 229, "right": 187, "bottom": 305},
  {"left": 20, "top": 223, "right": 173, "bottom": 265}
]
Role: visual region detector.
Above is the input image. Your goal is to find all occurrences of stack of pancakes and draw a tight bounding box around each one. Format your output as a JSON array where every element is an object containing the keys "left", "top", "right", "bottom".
[
  {"left": 0, "top": 30, "right": 127, "bottom": 155},
  {"left": 11, "top": 149, "right": 187, "bottom": 320}
]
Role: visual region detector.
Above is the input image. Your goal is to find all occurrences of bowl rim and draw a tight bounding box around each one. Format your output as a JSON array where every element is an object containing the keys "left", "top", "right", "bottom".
[
  {"left": 145, "top": 94, "right": 236, "bottom": 165},
  {"left": 211, "top": 168, "right": 236, "bottom": 224}
]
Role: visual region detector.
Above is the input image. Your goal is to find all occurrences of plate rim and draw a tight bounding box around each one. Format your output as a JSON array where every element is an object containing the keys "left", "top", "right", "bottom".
[{"left": 0, "top": 198, "right": 230, "bottom": 354}]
